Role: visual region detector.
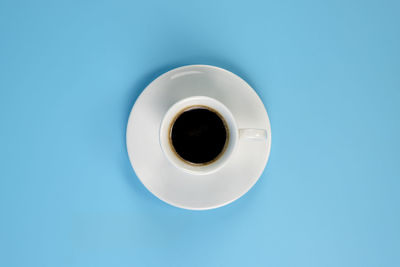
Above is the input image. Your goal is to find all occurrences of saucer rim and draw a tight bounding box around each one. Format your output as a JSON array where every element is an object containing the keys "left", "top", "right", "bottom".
[{"left": 126, "top": 64, "right": 272, "bottom": 210}]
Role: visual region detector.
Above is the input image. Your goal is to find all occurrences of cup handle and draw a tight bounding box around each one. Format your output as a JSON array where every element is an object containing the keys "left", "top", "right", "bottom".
[{"left": 239, "top": 128, "right": 267, "bottom": 141}]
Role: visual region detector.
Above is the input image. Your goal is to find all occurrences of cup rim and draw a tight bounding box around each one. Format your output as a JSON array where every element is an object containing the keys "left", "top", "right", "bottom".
[
  {"left": 159, "top": 96, "right": 238, "bottom": 175},
  {"left": 167, "top": 104, "right": 230, "bottom": 167}
]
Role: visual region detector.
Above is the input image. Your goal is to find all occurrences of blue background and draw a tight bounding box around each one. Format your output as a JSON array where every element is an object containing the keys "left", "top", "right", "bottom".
[{"left": 0, "top": 0, "right": 399, "bottom": 266}]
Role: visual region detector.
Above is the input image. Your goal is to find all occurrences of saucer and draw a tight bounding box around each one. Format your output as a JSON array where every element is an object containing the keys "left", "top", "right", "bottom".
[{"left": 126, "top": 65, "right": 271, "bottom": 210}]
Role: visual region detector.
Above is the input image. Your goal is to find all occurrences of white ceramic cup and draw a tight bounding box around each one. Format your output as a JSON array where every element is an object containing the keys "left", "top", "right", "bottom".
[{"left": 160, "top": 96, "right": 267, "bottom": 175}]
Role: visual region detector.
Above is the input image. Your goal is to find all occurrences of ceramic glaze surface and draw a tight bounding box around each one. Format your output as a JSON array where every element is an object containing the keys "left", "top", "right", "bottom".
[{"left": 127, "top": 66, "right": 271, "bottom": 209}]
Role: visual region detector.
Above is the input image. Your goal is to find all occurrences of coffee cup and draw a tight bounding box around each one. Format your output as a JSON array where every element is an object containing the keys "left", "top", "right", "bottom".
[{"left": 160, "top": 96, "right": 267, "bottom": 175}]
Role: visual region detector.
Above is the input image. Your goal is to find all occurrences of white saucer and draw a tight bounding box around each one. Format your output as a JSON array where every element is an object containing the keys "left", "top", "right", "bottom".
[{"left": 126, "top": 65, "right": 271, "bottom": 210}]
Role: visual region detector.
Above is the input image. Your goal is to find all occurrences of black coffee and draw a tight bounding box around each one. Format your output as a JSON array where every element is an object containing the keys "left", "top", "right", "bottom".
[{"left": 170, "top": 107, "right": 228, "bottom": 164}]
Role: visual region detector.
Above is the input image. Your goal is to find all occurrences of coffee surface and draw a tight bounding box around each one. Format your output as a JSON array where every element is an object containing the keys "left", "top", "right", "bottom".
[{"left": 170, "top": 107, "right": 227, "bottom": 164}]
